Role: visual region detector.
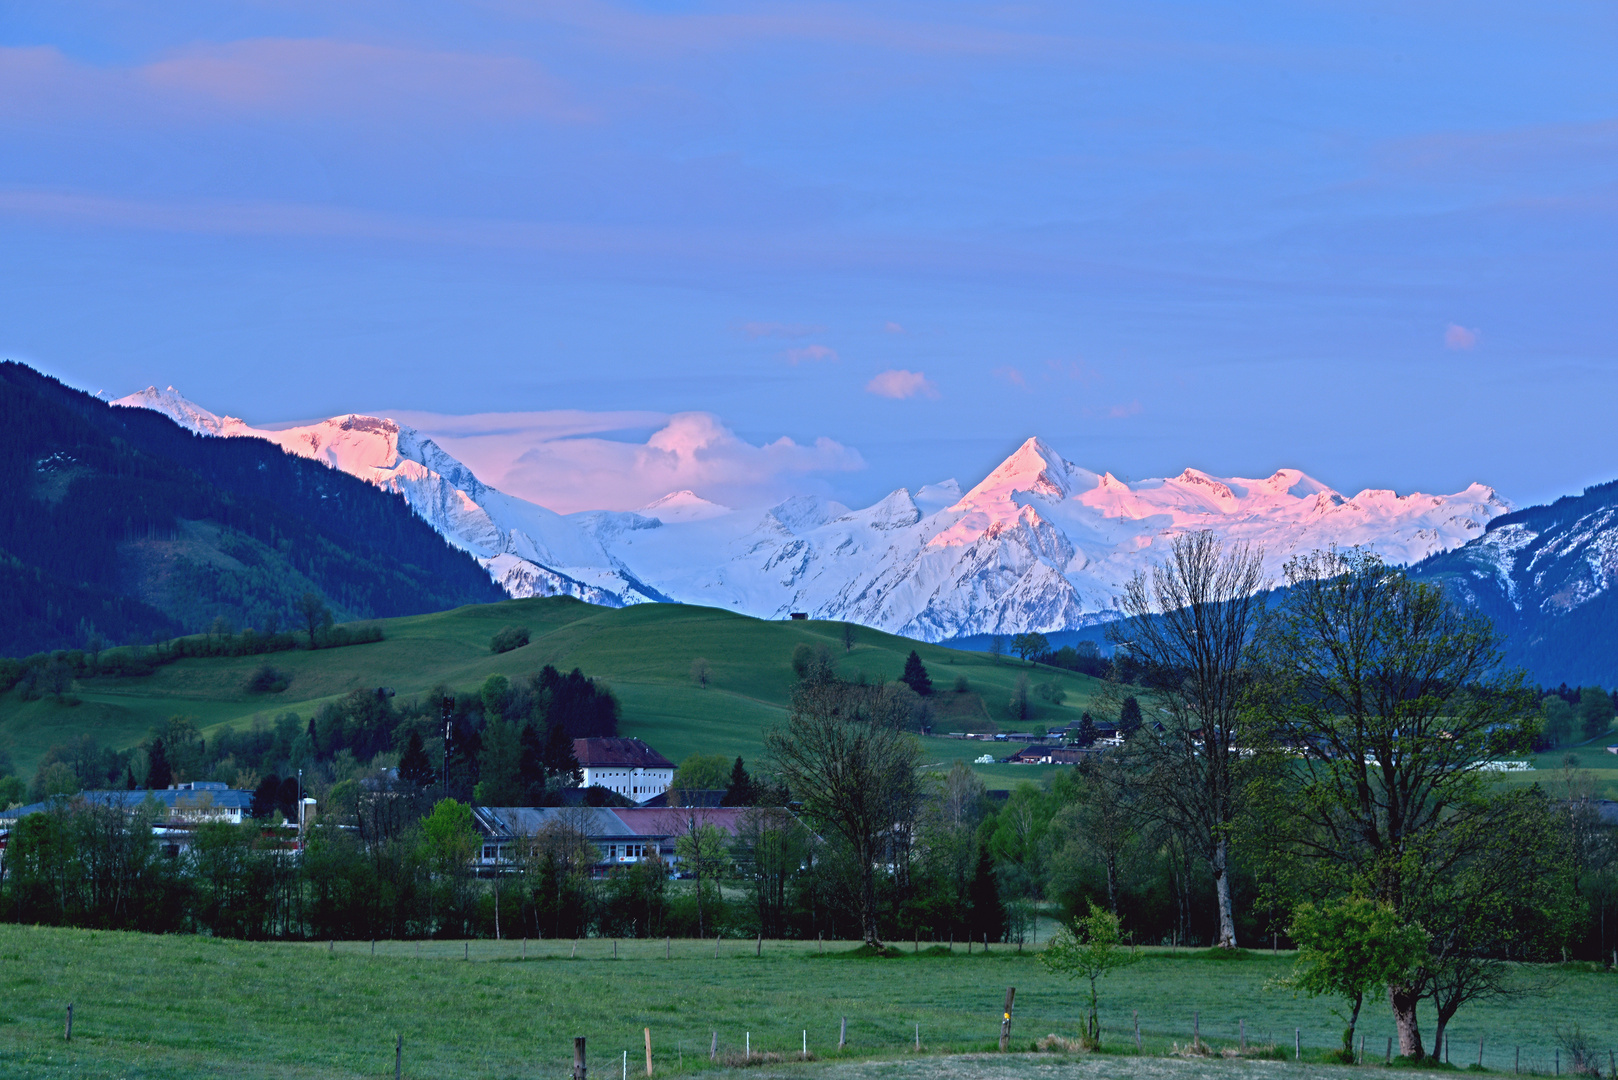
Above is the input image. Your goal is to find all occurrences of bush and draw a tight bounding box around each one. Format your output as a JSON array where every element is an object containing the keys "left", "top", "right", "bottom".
[
  {"left": 244, "top": 664, "right": 292, "bottom": 693},
  {"left": 954, "top": 675, "right": 970, "bottom": 693},
  {"left": 490, "top": 626, "right": 530, "bottom": 654}
]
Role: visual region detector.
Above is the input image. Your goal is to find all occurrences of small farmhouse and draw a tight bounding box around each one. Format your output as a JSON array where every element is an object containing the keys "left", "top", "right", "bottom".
[{"left": 573, "top": 738, "right": 676, "bottom": 804}]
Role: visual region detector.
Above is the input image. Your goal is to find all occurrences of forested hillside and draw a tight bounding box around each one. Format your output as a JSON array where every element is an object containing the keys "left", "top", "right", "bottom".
[{"left": 0, "top": 362, "right": 504, "bottom": 656}]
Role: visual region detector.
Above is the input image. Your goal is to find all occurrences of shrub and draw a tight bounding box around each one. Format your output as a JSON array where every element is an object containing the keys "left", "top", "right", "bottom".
[
  {"left": 244, "top": 664, "right": 291, "bottom": 693},
  {"left": 490, "top": 626, "right": 531, "bottom": 654}
]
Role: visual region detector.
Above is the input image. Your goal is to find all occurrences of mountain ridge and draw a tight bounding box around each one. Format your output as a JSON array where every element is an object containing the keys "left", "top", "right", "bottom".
[{"left": 116, "top": 387, "right": 1510, "bottom": 642}]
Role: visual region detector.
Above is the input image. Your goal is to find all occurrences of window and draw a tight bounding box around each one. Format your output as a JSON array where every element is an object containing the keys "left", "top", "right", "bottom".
[{"left": 483, "top": 846, "right": 496, "bottom": 860}]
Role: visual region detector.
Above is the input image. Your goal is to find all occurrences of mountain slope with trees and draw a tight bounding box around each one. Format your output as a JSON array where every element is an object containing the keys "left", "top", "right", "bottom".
[{"left": 0, "top": 362, "right": 504, "bottom": 656}]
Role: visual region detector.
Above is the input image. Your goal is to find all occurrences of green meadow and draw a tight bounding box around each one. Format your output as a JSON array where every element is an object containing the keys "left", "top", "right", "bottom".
[
  {"left": 0, "top": 925, "right": 1611, "bottom": 1080},
  {"left": 0, "top": 599, "right": 1113, "bottom": 781}
]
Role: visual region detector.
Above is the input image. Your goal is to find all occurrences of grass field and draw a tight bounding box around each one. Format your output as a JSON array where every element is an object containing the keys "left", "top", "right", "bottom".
[
  {"left": 0, "top": 925, "right": 1611, "bottom": 1080},
  {"left": 0, "top": 599, "right": 1113, "bottom": 782}
]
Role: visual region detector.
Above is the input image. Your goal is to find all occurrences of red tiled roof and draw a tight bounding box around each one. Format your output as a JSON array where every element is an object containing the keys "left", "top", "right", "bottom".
[{"left": 572, "top": 737, "right": 676, "bottom": 769}]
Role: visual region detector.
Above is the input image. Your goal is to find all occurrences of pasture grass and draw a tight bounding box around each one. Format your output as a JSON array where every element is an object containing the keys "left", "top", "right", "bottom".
[
  {"left": 0, "top": 598, "right": 1111, "bottom": 781},
  {"left": 0, "top": 926, "right": 1611, "bottom": 1080}
]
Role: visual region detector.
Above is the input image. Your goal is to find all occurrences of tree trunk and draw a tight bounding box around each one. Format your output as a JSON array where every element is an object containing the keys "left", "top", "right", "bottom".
[
  {"left": 1105, "top": 856, "right": 1118, "bottom": 917},
  {"left": 1390, "top": 983, "right": 1424, "bottom": 1059},
  {"left": 1213, "top": 837, "right": 1237, "bottom": 948}
]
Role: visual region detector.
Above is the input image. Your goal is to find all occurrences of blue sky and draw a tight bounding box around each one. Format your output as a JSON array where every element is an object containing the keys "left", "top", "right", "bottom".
[{"left": 3, "top": 1, "right": 1616, "bottom": 510}]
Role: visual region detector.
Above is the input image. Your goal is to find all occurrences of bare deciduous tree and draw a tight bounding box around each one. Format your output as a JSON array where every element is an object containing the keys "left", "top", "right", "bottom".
[
  {"left": 766, "top": 674, "right": 922, "bottom": 946},
  {"left": 1108, "top": 530, "right": 1269, "bottom": 948}
]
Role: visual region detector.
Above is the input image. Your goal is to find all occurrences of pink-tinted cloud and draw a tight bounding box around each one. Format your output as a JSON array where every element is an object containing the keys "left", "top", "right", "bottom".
[
  {"left": 0, "top": 40, "right": 586, "bottom": 124},
  {"left": 1444, "top": 324, "right": 1480, "bottom": 350},
  {"left": 465, "top": 411, "right": 865, "bottom": 513},
  {"left": 993, "top": 366, "right": 1027, "bottom": 388},
  {"left": 883, "top": 321, "right": 905, "bottom": 334},
  {"left": 866, "top": 369, "right": 939, "bottom": 400},
  {"left": 786, "top": 344, "right": 839, "bottom": 364},
  {"left": 1107, "top": 400, "right": 1142, "bottom": 418}
]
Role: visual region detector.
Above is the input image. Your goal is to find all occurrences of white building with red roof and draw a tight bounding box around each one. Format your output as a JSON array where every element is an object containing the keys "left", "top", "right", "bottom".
[{"left": 572, "top": 737, "right": 676, "bottom": 804}]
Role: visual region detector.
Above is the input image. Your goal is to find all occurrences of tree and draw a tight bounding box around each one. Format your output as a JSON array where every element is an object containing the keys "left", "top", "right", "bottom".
[
  {"left": 1108, "top": 531, "right": 1270, "bottom": 948},
  {"left": 901, "top": 651, "right": 933, "bottom": 696},
  {"left": 1051, "top": 753, "right": 1138, "bottom": 915},
  {"left": 1257, "top": 547, "right": 1559, "bottom": 1058},
  {"left": 489, "top": 625, "right": 530, "bottom": 654},
  {"left": 146, "top": 737, "right": 173, "bottom": 790},
  {"left": 474, "top": 719, "right": 524, "bottom": 806},
  {"left": 989, "top": 636, "right": 1005, "bottom": 664},
  {"left": 1578, "top": 686, "right": 1614, "bottom": 741},
  {"left": 480, "top": 674, "right": 510, "bottom": 721},
  {"left": 690, "top": 657, "right": 712, "bottom": 688},
  {"left": 673, "top": 816, "right": 732, "bottom": 937},
  {"left": 1007, "top": 674, "right": 1030, "bottom": 722},
  {"left": 399, "top": 729, "right": 435, "bottom": 790},
  {"left": 1286, "top": 896, "right": 1428, "bottom": 1061},
  {"left": 1075, "top": 713, "right": 1098, "bottom": 747},
  {"left": 541, "top": 721, "right": 582, "bottom": 792},
  {"left": 296, "top": 592, "right": 329, "bottom": 648},
  {"left": 1118, "top": 696, "right": 1143, "bottom": 738},
  {"left": 967, "top": 840, "right": 1007, "bottom": 944},
  {"left": 841, "top": 622, "right": 857, "bottom": 653},
  {"left": 766, "top": 673, "right": 922, "bottom": 946},
  {"left": 1040, "top": 902, "right": 1140, "bottom": 1048},
  {"left": 723, "top": 757, "right": 758, "bottom": 807},
  {"left": 1011, "top": 632, "right": 1049, "bottom": 663},
  {"left": 672, "top": 753, "right": 730, "bottom": 794}
]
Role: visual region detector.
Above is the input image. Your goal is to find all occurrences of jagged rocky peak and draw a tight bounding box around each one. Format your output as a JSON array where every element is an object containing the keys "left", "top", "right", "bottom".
[
  {"left": 114, "top": 386, "right": 238, "bottom": 436},
  {"left": 960, "top": 436, "right": 1087, "bottom": 505}
]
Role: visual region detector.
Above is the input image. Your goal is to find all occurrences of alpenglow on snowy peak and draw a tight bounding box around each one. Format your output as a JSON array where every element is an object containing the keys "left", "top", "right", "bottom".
[{"left": 115, "top": 391, "right": 1510, "bottom": 642}]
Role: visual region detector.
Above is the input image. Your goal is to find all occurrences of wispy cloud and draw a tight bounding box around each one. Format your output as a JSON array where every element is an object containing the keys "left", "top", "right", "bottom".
[
  {"left": 866, "top": 369, "right": 938, "bottom": 399},
  {"left": 743, "top": 321, "right": 823, "bottom": 339},
  {"left": 993, "top": 366, "right": 1027, "bottom": 388},
  {"left": 786, "top": 344, "right": 839, "bottom": 364},
  {"left": 0, "top": 40, "right": 588, "bottom": 124},
  {"left": 883, "top": 321, "right": 905, "bottom": 334},
  {"left": 1444, "top": 324, "right": 1480, "bottom": 350},
  {"left": 1107, "top": 400, "right": 1142, "bottom": 418}
]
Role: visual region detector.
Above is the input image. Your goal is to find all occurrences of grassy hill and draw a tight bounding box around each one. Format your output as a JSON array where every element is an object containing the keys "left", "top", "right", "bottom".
[{"left": 0, "top": 598, "right": 1116, "bottom": 781}]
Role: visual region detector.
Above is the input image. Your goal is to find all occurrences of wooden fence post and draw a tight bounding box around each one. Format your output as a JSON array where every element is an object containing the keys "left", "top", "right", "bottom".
[
  {"left": 1193, "top": 1011, "right": 1200, "bottom": 1053},
  {"left": 714, "top": 935, "right": 720, "bottom": 959},
  {"left": 574, "top": 1036, "right": 587, "bottom": 1080},
  {"left": 1359, "top": 1033, "right": 1365, "bottom": 1064},
  {"left": 1478, "top": 1037, "right": 1485, "bottom": 1068},
  {"left": 915, "top": 1022, "right": 920, "bottom": 1051},
  {"left": 395, "top": 1033, "right": 402, "bottom": 1080},
  {"left": 802, "top": 1030, "right": 807, "bottom": 1059},
  {"left": 645, "top": 1027, "right": 653, "bottom": 1077},
  {"left": 1387, "top": 1037, "right": 1393, "bottom": 1064},
  {"left": 756, "top": 934, "right": 761, "bottom": 957},
  {"left": 1134, "top": 1010, "right": 1141, "bottom": 1054},
  {"left": 839, "top": 1016, "right": 847, "bottom": 1051},
  {"left": 371, "top": 939, "right": 376, "bottom": 957},
  {"left": 666, "top": 937, "right": 670, "bottom": 960},
  {"left": 998, "top": 987, "right": 1016, "bottom": 1051},
  {"left": 710, "top": 1032, "right": 717, "bottom": 1061},
  {"left": 464, "top": 941, "right": 469, "bottom": 961},
  {"left": 1240, "top": 1019, "right": 1246, "bottom": 1052},
  {"left": 65, "top": 1003, "right": 73, "bottom": 1042},
  {"left": 1294, "top": 1028, "right": 1300, "bottom": 1061}
]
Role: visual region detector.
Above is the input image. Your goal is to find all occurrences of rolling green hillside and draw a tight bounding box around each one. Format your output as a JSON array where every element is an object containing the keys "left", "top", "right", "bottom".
[{"left": 0, "top": 597, "right": 1115, "bottom": 781}]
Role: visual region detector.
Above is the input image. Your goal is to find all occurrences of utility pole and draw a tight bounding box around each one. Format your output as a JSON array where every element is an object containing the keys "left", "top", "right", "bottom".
[{"left": 441, "top": 695, "right": 454, "bottom": 798}]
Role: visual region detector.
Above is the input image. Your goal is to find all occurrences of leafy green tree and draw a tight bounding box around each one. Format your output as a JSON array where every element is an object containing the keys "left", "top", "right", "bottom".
[
  {"left": 1257, "top": 547, "right": 1556, "bottom": 1058},
  {"left": 1578, "top": 686, "right": 1614, "bottom": 740},
  {"left": 1007, "top": 674, "right": 1030, "bottom": 721},
  {"left": 672, "top": 753, "right": 731, "bottom": 793},
  {"left": 674, "top": 819, "right": 733, "bottom": 937},
  {"left": 474, "top": 719, "right": 524, "bottom": 806},
  {"left": 1040, "top": 902, "right": 1140, "bottom": 1048},
  {"left": 967, "top": 840, "right": 1007, "bottom": 943},
  {"left": 489, "top": 625, "right": 529, "bottom": 654},
  {"left": 1011, "top": 632, "right": 1050, "bottom": 663},
  {"left": 1542, "top": 697, "right": 1578, "bottom": 747},
  {"left": 901, "top": 651, "right": 933, "bottom": 696},
  {"left": 29, "top": 761, "right": 80, "bottom": 801},
  {"left": 1285, "top": 896, "right": 1428, "bottom": 1061},
  {"left": 0, "top": 773, "right": 24, "bottom": 808},
  {"left": 480, "top": 674, "right": 510, "bottom": 721},
  {"left": 690, "top": 657, "right": 712, "bottom": 688}
]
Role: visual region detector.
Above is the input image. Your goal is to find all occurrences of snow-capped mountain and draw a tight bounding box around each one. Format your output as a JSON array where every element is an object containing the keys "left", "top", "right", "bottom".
[
  {"left": 1410, "top": 479, "right": 1618, "bottom": 686},
  {"left": 115, "top": 387, "right": 1510, "bottom": 642}
]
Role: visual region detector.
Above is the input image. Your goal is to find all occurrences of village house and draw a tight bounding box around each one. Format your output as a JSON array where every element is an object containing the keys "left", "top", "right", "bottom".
[
  {"left": 572, "top": 737, "right": 676, "bottom": 803},
  {"left": 470, "top": 805, "right": 754, "bottom": 877}
]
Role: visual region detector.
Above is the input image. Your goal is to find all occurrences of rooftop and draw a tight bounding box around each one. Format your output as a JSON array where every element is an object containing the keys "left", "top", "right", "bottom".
[{"left": 572, "top": 738, "right": 675, "bottom": 770}]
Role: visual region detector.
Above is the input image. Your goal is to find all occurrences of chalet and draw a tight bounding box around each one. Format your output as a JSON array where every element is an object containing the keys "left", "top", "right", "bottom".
[
  {"left": 0, "top": 782, "right": 283, "bottom": 866},
  {"left": 573, "top": 738, "right": 676, "bottom": 804},
  {"left": 1007, "top": 745, "right": 1098, "bottom": 765}
]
